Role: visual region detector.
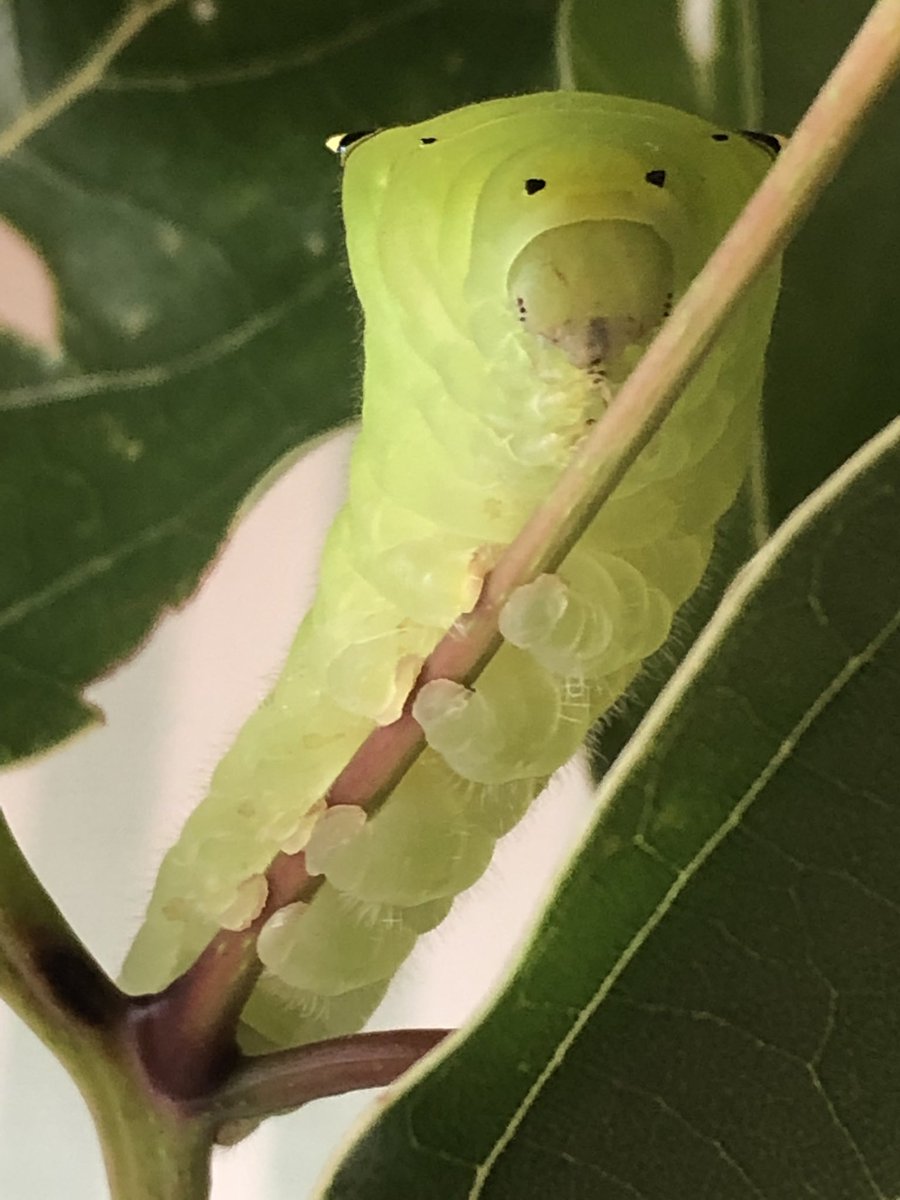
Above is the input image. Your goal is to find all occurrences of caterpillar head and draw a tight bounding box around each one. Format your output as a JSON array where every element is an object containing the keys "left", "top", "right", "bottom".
[{"left": 330, "top": 94, "right": 779, "bottom": 393}]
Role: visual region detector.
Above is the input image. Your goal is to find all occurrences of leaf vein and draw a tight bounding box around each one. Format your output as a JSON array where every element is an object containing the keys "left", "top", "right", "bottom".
[
  {"left": 98, "top": 0, "right": 445, "bottom": 93},
  {"left": 0, "top": 422, "right": 314, "bottom": 635},
  {"left": 615, "top": 996, "right": 811, "bottom": 1068},
  {"left": 607, "top": 1075, "right": 769, "bottom": 1200},
  {"left": 15, "top": 145, "right": 239, "bottom": 287},
  {"left": 0, "top": 268, "right": 339, "bottom": 410}
]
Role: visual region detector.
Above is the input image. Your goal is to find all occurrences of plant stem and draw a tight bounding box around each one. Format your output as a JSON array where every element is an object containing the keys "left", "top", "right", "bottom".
[
  {"left": 1, "top": 812, "right": 217, "bottom": 1197},
  {"left": 0, "top": 810, "right": 124, "bottom": 1063},
  {"left": 203, "top": 1028, "right": 450, "bottom": 1127},
  {"left": 128, "top": 847, "right": 314, "bottom": 1097},
  {"left": 88, "top": 1069, "right": 214, "bottom": 1200}
]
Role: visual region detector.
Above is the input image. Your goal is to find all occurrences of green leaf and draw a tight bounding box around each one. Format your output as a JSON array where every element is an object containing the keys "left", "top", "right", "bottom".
[
  {"left": 319, "top": 415, "right": 900, "bottom": 1199},
  {"left": 759, "top": 1, "right": 900, "bottom": 521},
  {"left": 0, "top": 0, "right": 560, "bottom": 765}
]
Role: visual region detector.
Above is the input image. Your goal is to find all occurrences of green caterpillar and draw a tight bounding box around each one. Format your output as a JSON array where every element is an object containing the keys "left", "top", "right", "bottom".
[{"left": 122, "top": 91, "right": 782, "bottom": 1050}]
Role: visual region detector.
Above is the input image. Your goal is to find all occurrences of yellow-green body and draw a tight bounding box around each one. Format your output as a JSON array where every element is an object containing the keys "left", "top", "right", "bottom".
[{"left": 122, "top": 92, "right": 781, "bottom": 1050}]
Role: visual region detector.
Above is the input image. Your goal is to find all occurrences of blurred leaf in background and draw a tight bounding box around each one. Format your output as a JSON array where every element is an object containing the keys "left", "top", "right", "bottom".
[
  {"left": 558, "top": 0, "right": 764, "bottom": 126},
  {"left": 0, "top": 0, "right": 560, "bottom": 765},
  {"left": 758, "top": 1, "right": 900, "bottom": 520}
]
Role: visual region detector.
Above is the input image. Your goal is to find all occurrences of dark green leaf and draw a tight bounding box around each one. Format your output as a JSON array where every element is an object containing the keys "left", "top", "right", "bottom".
[
  {"left": 557, "top": 0, "right": 763, "bottom": 126},
  {"left": 759, "top": 0, "right": 900, "bottom": 520},
  {"left": 0, "top": 0, "right": 560, "bottom": 764},
  {"left": 321, "top": 416, "right": 900, "bottom": 1199}
]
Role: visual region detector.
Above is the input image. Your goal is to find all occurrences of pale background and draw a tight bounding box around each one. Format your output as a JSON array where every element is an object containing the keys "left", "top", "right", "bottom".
[{"left": 0, "top": 220, "right": 596, "bottom": 1199}]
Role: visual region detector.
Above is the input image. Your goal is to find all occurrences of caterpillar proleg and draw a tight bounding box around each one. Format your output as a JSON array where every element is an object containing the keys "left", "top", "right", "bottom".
[{"left": 122, "top": 92, "right": 782, "bottom": 1049}]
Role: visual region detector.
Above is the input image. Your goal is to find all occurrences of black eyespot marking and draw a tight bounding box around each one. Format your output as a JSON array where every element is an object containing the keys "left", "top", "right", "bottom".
[
  {"left": 337, "top": 130, "right": 374, "bottom": 152},
  {"left": 711, "top": 132, "right": 730, "bottom": 142},
  {"left": 325, "top": 129, "right": 379, "bottom": 164},
  {"left": 524, "top": 178, "right": 546, "bottom": 195},
  {"left": 738, "top": 129, "right": 783, "bottom": 159},
  {"left": 420, "top": 136, "right": 437, "bottom": 145},
  {"left": 515, "top": 296, "right": 527, "bottom": 323},
  {"left": 645, "top": 169, "right": 666, "bottom": 188}
]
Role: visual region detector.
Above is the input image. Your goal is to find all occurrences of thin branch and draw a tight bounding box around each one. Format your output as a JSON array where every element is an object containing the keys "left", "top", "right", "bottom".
[
  {"left": 0, "top": 0, "right": 178, "bottom": 158},
  {"left": 201, "top": 1028, "right": 450, "bottom": 1127},
  {"left": 145, "top": 0, "right": 900, "bottom": 1098}
]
